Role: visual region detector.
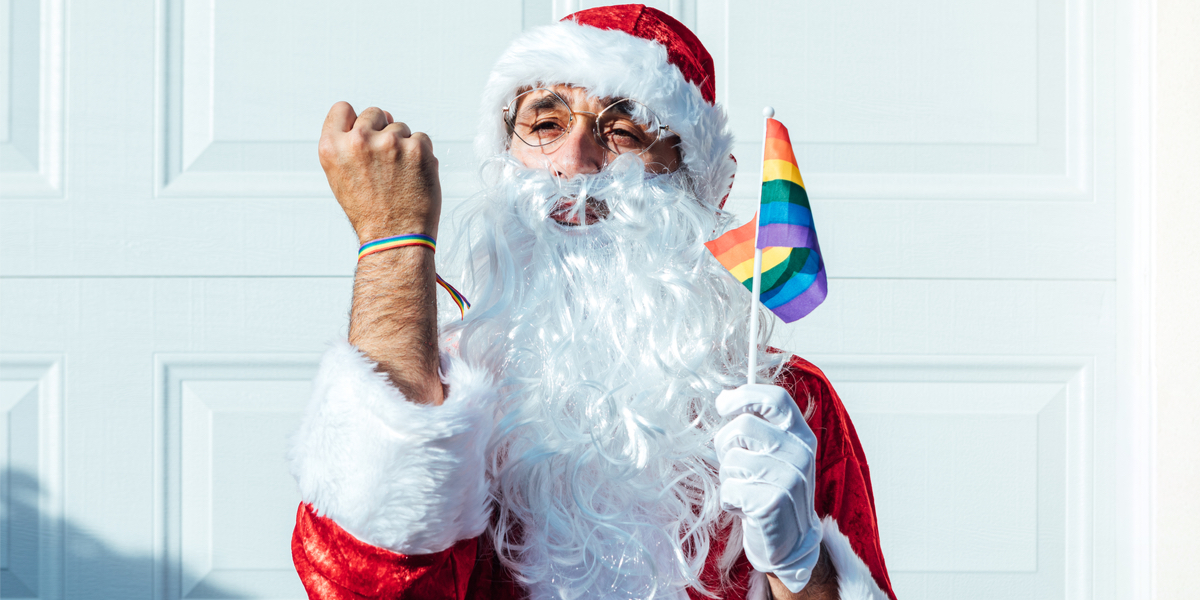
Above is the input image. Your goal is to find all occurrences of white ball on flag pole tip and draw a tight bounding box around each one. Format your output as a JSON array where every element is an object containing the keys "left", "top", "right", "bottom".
[{"left": 763, "top": 106, "right": 775, "bottom": 118}]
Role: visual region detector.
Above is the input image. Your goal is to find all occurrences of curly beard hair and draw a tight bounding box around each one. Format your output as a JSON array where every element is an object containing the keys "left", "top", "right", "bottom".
[{"left": 441, "top": 154, "right": 781, "bottom": 599}]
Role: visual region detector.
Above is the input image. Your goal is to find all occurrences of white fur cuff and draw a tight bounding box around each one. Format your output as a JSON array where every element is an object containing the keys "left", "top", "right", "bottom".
[
  {"left": 821, "top": 516, "right": 890, "bottom": 600},
  {"left": 288, "top": 340, "right": 497, "bottom": 555},
  {"left": 745, "top": 517, "right": 888, "bottom": 600}
]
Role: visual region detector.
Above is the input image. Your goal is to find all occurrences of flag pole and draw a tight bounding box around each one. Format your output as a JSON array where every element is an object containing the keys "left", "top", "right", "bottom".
[{"left": 747, "top": 106, "right": 774, "bottom": 385}]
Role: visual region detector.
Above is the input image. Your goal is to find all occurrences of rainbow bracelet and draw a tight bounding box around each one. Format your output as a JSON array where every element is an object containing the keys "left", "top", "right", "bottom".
[
  {"left": 357, "top": 233, "right": 436, "bottom": 261},
  {"left": 356, "top": 234, "right": 472, "bottom": 319}
]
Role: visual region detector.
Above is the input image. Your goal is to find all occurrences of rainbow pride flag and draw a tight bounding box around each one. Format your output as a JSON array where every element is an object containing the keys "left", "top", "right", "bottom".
[{"left": 704, "top": 117, "right": 826, "bottom": 323}]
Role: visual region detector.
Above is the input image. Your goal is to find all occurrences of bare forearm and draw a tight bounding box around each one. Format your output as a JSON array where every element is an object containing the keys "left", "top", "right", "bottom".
[
  {"left": 768, "top": 545, "right": 838, "bottom": 600},
  {"left": 317, "top": 100, "right": 445, "bottom": 405},
  {"left": 349, "top": 246, "right": 444, "bottom": 405}
]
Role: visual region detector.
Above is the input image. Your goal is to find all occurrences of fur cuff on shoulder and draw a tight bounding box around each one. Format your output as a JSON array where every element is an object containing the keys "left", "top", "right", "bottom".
[
  {"left": 288, "top": 340, "right": 497, "bottom": 555},
  {"left": 820, "top": 516, "right": 889, "bottom": 600}
]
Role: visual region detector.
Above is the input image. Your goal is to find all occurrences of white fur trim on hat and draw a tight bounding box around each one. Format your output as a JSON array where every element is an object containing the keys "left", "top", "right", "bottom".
[
  {"left": 477, "top": 20, "right": 737, "bottom": 207},
  {"left": 287, "top": 340, "right": 497, "bottom": 555}
]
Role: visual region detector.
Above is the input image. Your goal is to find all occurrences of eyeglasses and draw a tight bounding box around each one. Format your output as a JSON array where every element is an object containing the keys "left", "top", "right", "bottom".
[{"left": 503, "top": 88, "right": 675, "bottom": 156}]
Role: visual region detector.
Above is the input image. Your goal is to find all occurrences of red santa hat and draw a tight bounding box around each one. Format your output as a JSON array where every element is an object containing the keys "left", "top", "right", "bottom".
[{"left": 477, "top": 4, "right": 736, "bottom": 208}]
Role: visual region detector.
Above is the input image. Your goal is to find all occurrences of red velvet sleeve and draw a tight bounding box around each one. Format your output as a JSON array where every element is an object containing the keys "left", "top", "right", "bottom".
[
  {"left": 291, "top": 503, "right": 522, "bottom": 600},
  {"left": 775, "top": 356, "right": 898, "bottom": 600}
]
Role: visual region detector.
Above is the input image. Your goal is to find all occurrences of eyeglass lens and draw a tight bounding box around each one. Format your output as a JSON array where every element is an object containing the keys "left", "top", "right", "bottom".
[{"left": 507, "top": 89, "right": 662, "bottom": 155}]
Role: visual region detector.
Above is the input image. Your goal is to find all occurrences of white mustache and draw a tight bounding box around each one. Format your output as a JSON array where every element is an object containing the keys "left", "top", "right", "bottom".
[{"left": 483, "top": 153, "right": 678, "bottom": 227}]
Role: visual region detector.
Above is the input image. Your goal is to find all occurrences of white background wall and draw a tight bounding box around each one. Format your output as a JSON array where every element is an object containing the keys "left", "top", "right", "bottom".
[
  {"left": 0, "top": 0, "right": 1176, "bottom": 598},
  {"left": 1154, "top": 0, "right": 1200, "bottom": 595}
]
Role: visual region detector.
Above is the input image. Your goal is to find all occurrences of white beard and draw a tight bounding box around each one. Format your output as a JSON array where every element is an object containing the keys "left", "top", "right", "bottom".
[{"left": 442, "top": 155, "right": 780, "bottom": 599}]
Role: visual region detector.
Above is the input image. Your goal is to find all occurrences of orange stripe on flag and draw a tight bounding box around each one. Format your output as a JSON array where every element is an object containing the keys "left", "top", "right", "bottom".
[
  {"left": 714, "top": 238, "right": 756, "bottom": 269},
  {"left": 703, "top": 216, "right": 757, "bottom": 256},
  {"left": 764, "top": 137, "right": 798, "bottom": 166},
  {"left": 765, "top": 118, "right": 792, "bottom": 143}
]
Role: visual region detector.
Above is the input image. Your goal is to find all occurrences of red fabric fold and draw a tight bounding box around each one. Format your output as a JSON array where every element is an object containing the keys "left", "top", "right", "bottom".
[
  {"left": 778, "top": 355, "right": 896, "bottom": 599},
  {"left": 293, "top": 502, "right": 495, "bottom": 599}
]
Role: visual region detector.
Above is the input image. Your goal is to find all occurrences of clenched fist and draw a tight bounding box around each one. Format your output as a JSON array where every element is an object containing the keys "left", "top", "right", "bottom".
[{"left": 318, "top": 102, "right": 441, "bottom": 244}]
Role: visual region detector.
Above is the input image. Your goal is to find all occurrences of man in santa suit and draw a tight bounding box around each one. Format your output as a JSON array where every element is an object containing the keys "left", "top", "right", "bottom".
[{"left": 288, "top": 5, "right": 895, "bottom": 600}]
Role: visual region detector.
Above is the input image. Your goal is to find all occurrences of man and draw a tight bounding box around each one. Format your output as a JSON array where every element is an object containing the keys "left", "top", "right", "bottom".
[{"left": 288, "top": 5, "right": 895, "bottom": 600}]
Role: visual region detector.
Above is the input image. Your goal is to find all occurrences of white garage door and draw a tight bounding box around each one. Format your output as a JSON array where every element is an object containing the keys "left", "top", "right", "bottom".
[{"left": 0, "top": 0, "right": 1149, "bottom": 598}]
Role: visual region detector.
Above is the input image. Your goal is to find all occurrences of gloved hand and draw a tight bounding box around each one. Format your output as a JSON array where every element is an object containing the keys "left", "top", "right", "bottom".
[{"left": 714, "top": 384, "right": 822, "bottom": 593}]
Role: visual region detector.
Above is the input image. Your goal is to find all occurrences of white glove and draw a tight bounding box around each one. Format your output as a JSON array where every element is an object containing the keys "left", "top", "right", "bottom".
[{"left": 714, "top": 384, "right": 822, "bottom": 593}]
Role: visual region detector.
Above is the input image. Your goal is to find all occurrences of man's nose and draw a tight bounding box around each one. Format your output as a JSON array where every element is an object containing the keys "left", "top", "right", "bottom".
[{"left": 549, "top": 122, "right": 607, "bottom": 178}]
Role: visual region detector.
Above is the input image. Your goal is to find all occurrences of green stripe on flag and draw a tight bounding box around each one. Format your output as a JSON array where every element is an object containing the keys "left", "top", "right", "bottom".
[
  {"left": 760, "top": 248, "right": 811, "bottom": 291},
  {"left": 760, "top": 179, "right": 810, "bottom": 208}
]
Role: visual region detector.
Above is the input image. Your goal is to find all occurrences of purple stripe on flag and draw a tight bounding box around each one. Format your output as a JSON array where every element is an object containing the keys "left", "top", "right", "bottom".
[
  {"left": 756, "top": 222, "right": 817, "bottom": 250},
  {"left": 768, "top": 266, "right": 827, "bottom": 323}
]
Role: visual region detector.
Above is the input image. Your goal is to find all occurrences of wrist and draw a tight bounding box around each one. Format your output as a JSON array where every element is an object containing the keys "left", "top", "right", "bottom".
[
  {"left": 356, "top": 243, "right": 437, "bottom": 271},
  {"left": 357, "top": 219, "right": 438, "bottom": 245}
]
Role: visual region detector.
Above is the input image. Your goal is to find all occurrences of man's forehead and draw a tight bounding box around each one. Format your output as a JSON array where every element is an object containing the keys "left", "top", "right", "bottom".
[{"left": 514, "top": 84, "right": 622, "bottom": 108}]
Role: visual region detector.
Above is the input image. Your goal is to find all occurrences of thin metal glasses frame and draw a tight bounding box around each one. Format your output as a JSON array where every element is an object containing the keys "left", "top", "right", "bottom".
[{"left": 502, "top": 87, "right": 675, "bottom": 156}]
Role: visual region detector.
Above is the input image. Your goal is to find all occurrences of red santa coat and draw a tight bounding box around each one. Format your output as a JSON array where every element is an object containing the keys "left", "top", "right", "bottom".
[{"left": 289, "top": 351, "right": 896, "bottom": 600}]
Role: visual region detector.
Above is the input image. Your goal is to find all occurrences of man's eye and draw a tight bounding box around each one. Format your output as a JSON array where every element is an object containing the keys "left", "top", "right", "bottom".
[
  {"left": 603, "top": 127, "right": 648, "bottom": 146},
  {"left": 532, "top": 120, "right": 566, "bottom": 132}
]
